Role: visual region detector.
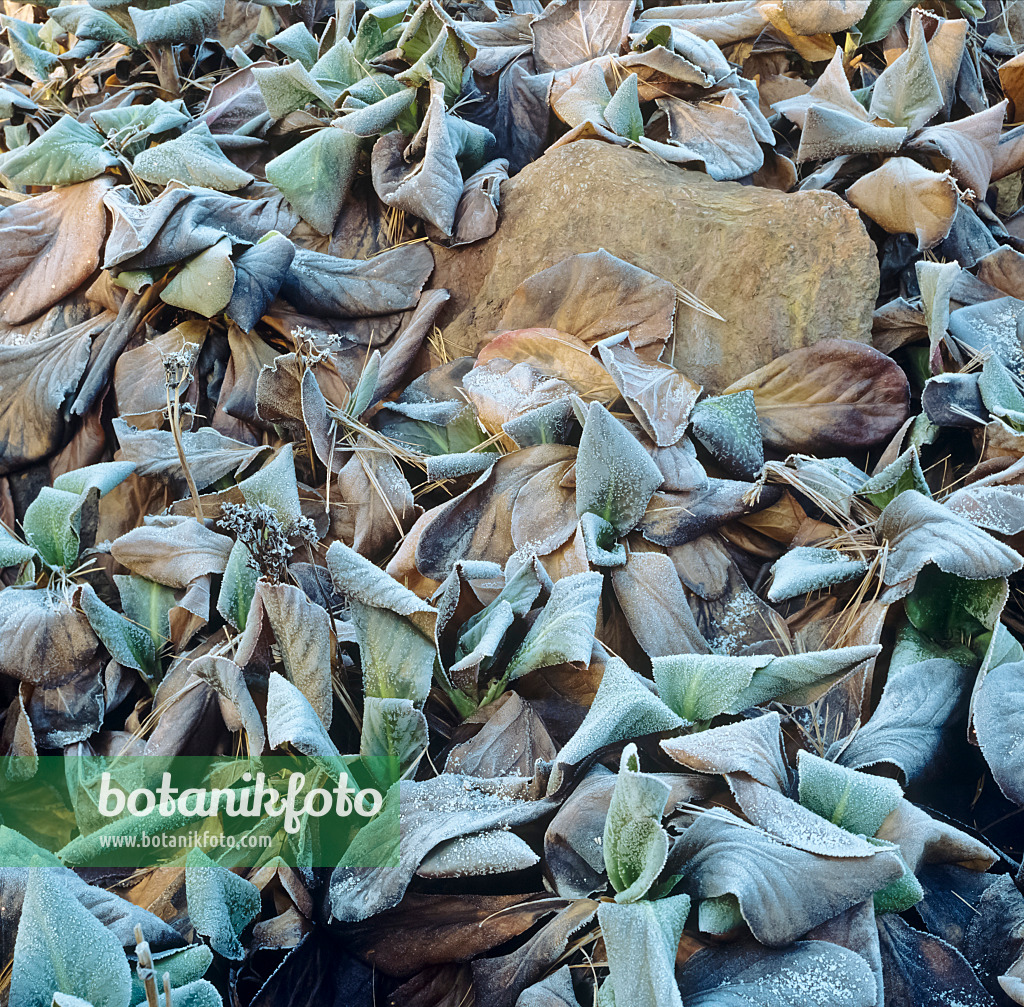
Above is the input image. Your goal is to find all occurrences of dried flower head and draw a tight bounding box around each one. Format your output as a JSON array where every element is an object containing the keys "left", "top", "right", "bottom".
[{"left": 162, "top": 341, "right": 201, "bottom": 390}]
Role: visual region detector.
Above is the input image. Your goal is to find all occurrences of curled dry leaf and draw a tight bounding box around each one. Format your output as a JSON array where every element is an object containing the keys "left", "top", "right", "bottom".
[
  {"left": 723, "top": 339, "right": 911, "bottom": 453},
  {"left": 846, "top": 157, "right": 959, "bottom": 250}
]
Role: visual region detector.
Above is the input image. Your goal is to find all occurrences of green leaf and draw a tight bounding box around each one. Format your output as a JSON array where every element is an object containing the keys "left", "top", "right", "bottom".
[
  {"left": 796, "top": 750, "right": 903, "bottom": 836},
  {"left": 183, "top": 847, "right": 260, "bottom": 960},
  {"left": 0, "top": 114, "right": 116, "bottom": 186},
  {"left": 552, "top": 657, "right": 685, "bottom": 790},
  {"left": 350, "top": 600, "right": 437, "bottom": 703},
  {"left": 251, "top": 60, "right": 334, "bottom": 119},
  {"left": 604, "top": 72, "right": 643, "bottom": 142},
  {"left": 396, "top": 24, "right": 472, "bottom": 104},
  {"left": 49, "top": 6, "right": 137, "bottom": 47},
  {"left": 115, "top": 574, "right": 174, "bottom": 653},
  {"left": 23, "top": 487, "right": 86, "bottom": 569},
  {"left": 310, "top": 37, "right": 366, "bottom": 101},
  {"left": 266, "top": 23, "right": 318, "bottom": 67},
  {"left": 265, "top": 127, "right": 362, "bottom": 236},
  {"left": 979, "top": 355, "right": 1024, "bottom": 428},
  {"left": 690, "top": 391, "right": 764, "bottom": 481},
  {"left": 347, "top": 350, "right": 380, "bottom": 417},
  {"left": 216, "top": 541, "right": 258, "bottom": 631},
  {"left": 11, "top": 859, "right": 132, "bottom": 1007},
  {"left": 905, "top": 565, "right": 1007, "bottom": 644},
  {"left": 652, "top": 646, "right": 880, "bottom": 721},
  {"left": 161, "top": 236, "right": 236, "bottom": 317},
  {"left": 855, "top": 0, "right": 916, "bottom": 45},
  {"left": 868, "top": 9, "right": 943, "bottom": 131},
  {"left": 129, "top": 946, "right": 213, "bottom": 1007},
  {"left": 858, "top": 447, "right": 930, "bottom": 508},
  {"left": 870, "top": 840, "right": 924, "bottom": 913},
  {"left": 576, "top": 402, "right": 663, "bottom": 535},
  {"left": 580, "top": 512, "right": 627, "bottom": 568},
  {"left": 128, "top": 0, "right": 224, "bottom": 45},
  {"left": 141, "top": 979, "right": 222, "bottom": 1007},
  {"left": 697, "top": 894, "right": 744, "bottom": 935},
  {"left": 360, "top": 696, "right": 428, "bottom": 787},
  {"left": 78, "top": 584, "right": 157, "bottom": 678},
  {"left": 91, "top": 100, "right": 190, "bottom": 158},
  {"left": 450, "top": 599, "right": 514, "bottom": 681},
  {"left": 767, "top": 547, "right": 869, "bottom": 603},
  {"left": 132, "top": 124, "right": 253, "bottom": 191},
  {"left": 0, "top": 16, "right": 60, "bottom": 82},
  {"left": 238, "top": 443, "right": 303, "bottom": 531},
  {"left": 603, "top": 744, "right": 671, "bottom": 903},
  {"left": 265, "top": 671, "right": 340, "bottom": 762},
  {"left": 504, "top": 572, "right": 603, "bottom": 682},
  {"left": 53, "top": 462, "right": 135, "bottom": 497},
  {"left": 598, "top": 895, "right": 690, "bottom": 1007},
  {"left": 0, "top": 522, "right": 38, "bottom": 567}
]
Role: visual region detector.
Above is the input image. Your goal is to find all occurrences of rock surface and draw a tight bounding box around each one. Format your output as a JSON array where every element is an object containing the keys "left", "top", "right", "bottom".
[{"left": 430, "top": 141, "right": 879, "bottom": 392}]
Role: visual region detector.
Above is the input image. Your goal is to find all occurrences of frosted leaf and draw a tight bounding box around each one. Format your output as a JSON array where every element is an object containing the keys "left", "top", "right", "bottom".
[
  {"left": 858, "top": 447, "right": 930, "bottom": 508},
  {"left": 78, "top": 583, "right": 157, "bottom": 677},
  {"left": 580, "top": 512, "right": 627, "bottom": 568},
  {"left": 190, "top": 655, "right": 265, "bottom": 756},
  {"left": 661, "top": 712, "right": 790, "bottom": 792},
  {"left": 916, "top": 260, "right": 960, "bottom": 368},
  {"left": 505, "top": 572, "right": 603, "bottom": 681},
  {"left": 978, "top": 355, "right": 1024, "bottom": 425},
  {"left": 23, "top": 487, "right": 88, "bottom": 569},
  {"left": 945, "top": 484, "right": 1024, "bottom": 536},
  {"left": 215, "top": 540, "right": 257, "bottom": 632},
  {"left": 266, "top": 671, "right": 340, "bottom": 762},
  {"left": 0, "top": 521, "right": 37, "bottom": 567},
  {"left": 451, "top": 599, "right": 515, "bottom": 676},
  {"left": 184, "top": 847, "right": 260, "bottom": 961},
  {"left": 128, "top": 0, "right": 223, "bottom": 45},
  {"left": 598, "top": 895, "right": 689, "bottom": 1007},
  {"left": 143, "top": 979, "right": 222, "bottom": 1007},
  {"left": 128, "top": 945, "right": 213, "bottom": 1007},
  {"left": 331, "top": 774, "right": 557, "bottom": 922},
  {"left": 360, "top": 697, "right": 428, "bottom": 784},
  {"left": 652, "top": 646, "right": 879, "bottom": 721},
  {"left": 974, "top": 660, "right": 1024, "bottom": 806},
  {"left": 238, "top": 443, "right": 303, "bottom": 533},
  {"left": 0, "top": 828, "right": 181, "bottom": 948},
  {"left": 596, "top": 334, "right": 701, "bottom": 448},
  {"left": 53, "top": 461, "right": 135, "bottom": 498},
  {"left": 690, "top": 391, "right": 764, "bottom": 480},
  {"left": 603, "top": 744, "right": 671, "bottom": 903},
  {"left": 110, "top": 518, "right": 233, "bottom": 590},
  {"left": 416, "top": 828, "right": 539, "bottom": 879},
  {"left": 132, "top": 124, "right": 252, "bottom": 192},
  {"left": 161, "top": 237, "right": 235, "bottom": 317},
  {"left": 875, "top": 798, "right": 995, "bottom": 874},
  {"left": 877, "top": 490, "right": 1023, "bottom": 584},
  {"left": 425, "top": 451, "right": 498, "bottom": 481},
  {"left": 697, "top": 894, "right": 743, "bottom": 935},
  {"left": 326, "top": 541, "right": 436, "bottom": 636},
  {"left": 515, "top": 965, "right": 580, "bottom": 1007},
  {"left": 767, "top": 547, "right": 868, "bottom": 602},
  {"left": 551, "top": 657, "right": 684, "bottom": 792},
  {"left": 728, "top": 777, "right": 881, "bottom": 858},
  {"left": 53, "top": 996, "right": 95, "bottom": 1007},
  {"left": 0, "top": 115, "right": 118, "bottom": 187},
  {"left": 576, "top": 402, "right": 664, "bottom": 535},
  {"left": 350, "top": 600, "right": 436, "bottom": 704},
  {"left": 503, "top": 398, "right": 577, "bottom": 448},
  {"left": 796, "top": 750, "right": 903, "bottom": 836},
  {"left": 868, "top": 10, "right": 943, "bottom": 131},
  {"left": 11, "top": 860, "right": 132, "bottom": 1007},
  {"left": 675, "top": 809, "right": 903, "bottom": 946},
  {"left": 948, "top": 297, "right": 1024, "bottom": 379},
  {"left": 677, "top": 939, "right": 879, "bottom": 1006},
  {"left": 828, "top": 657, "right": 970, "bottom": 782}
]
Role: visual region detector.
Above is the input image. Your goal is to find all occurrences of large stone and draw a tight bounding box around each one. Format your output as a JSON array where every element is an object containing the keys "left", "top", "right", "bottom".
[{"left": 429, "top": 140, "right": 879, "bottom": 392}]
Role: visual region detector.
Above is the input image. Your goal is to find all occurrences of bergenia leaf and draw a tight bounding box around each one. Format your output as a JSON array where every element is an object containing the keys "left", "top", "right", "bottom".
[
  {"left": 576, "top": 402, "right": 663, "bottom": 535},
  {"left": 603, "top": 744, "right": 671, "bottom": 903},
  {"left": 0, "top": 115, "right": 117, "bottom": 187},
  {"left": 183, "top": 846, "right": 260, "bottom": 960}
]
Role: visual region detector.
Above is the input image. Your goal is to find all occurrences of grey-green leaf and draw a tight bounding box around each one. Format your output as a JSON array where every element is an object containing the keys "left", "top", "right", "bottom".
[
  {"left": 11, "top": 860, "right": 132, "bottom": 1007},
  {"left": 183, "top": 847, "right": 260, "bottom": 960},
  {"left": 132, "top": 125, "right": 253, "bottom": 191},
  {"left": 576, "top": 402, "right": 663, "bottom": 535},
  {"left": 0, "top": 115, "right": 116, "bottom": 187}
]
